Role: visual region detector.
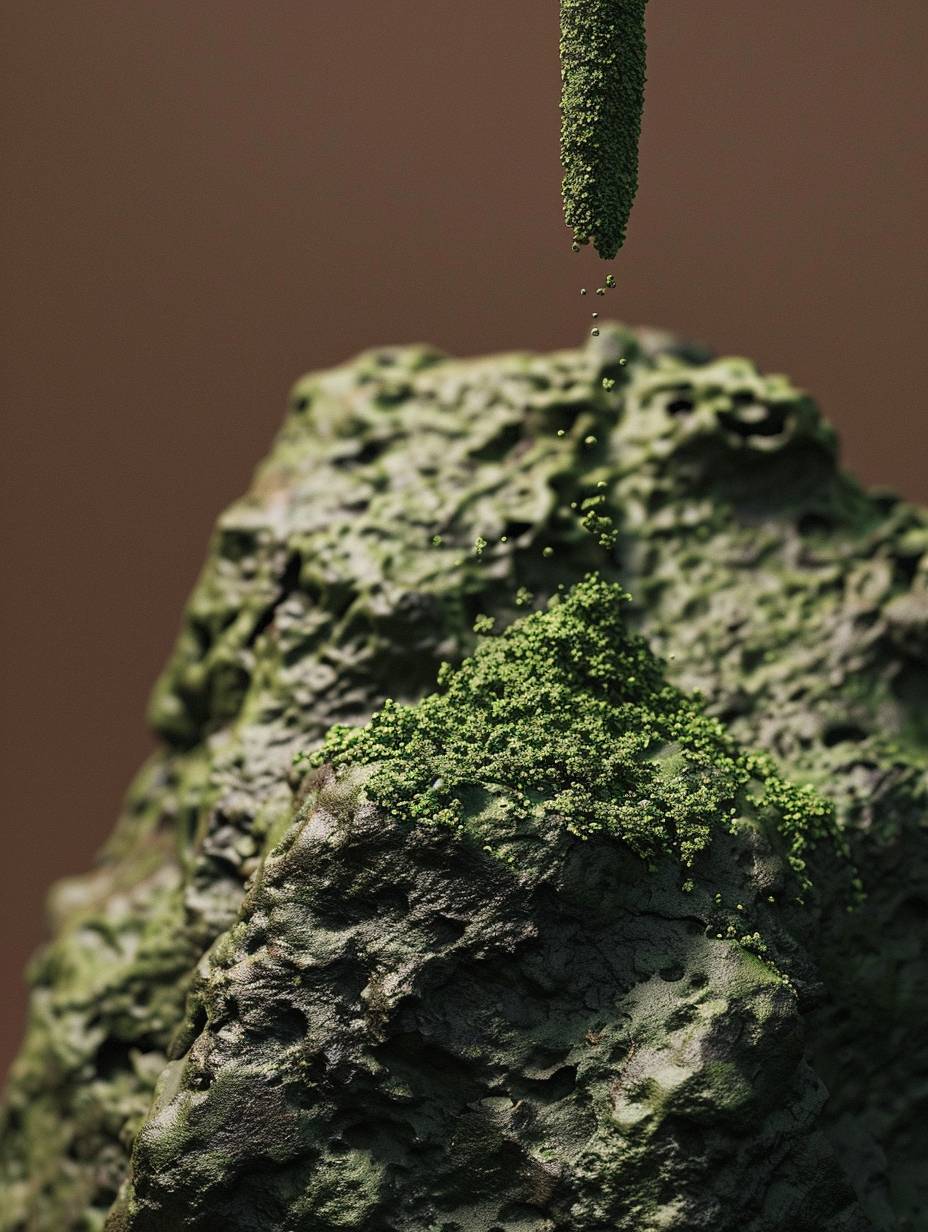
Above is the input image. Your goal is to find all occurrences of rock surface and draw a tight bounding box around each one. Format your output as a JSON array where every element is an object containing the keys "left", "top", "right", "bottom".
[
  {"left": 1, "top": 325, "right": 925, "bottom": 1230},
  {"left": 110, "top": 577, "right": 866, "bottom": 1231}
]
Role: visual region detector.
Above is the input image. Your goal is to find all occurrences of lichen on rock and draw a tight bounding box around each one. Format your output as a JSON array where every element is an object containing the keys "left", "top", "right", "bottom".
[
  {"left": 0, "top": 325, "right": 925, "bottom": 1231},
  {"left": 110, "top": 588, "right": 863, "bottom": 1229}
]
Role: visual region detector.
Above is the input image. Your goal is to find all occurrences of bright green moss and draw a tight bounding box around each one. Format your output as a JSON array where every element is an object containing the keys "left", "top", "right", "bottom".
[
  {"left": 560, "top": 0, "right": 648, "bottom": 258},
  {"left": 310, "top": 573, "right": 845, "bottom": 884}
]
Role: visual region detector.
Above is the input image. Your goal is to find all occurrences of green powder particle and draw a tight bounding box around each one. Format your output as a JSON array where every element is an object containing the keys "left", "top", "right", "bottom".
[
  {"left": 579, "top": 492, "right": 619, "bottom": 548},
  {"left": 560, "top": 0, "right": 648, "bottom": 259}
]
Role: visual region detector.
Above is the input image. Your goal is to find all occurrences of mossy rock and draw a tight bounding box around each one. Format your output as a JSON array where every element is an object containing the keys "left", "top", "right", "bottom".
[{"left": 1, "top": 325, "right": 925, "bottom": 1231}]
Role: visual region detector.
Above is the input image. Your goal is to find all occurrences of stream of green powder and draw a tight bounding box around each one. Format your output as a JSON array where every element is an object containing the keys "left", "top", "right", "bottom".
[{"left": 560, "top": 0, "right": 648, "bottom": 260}]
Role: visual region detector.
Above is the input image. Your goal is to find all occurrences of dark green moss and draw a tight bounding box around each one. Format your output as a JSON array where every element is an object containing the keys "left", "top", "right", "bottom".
[{"left": 560, "top": 0, "right": 648, "bottom": 258}]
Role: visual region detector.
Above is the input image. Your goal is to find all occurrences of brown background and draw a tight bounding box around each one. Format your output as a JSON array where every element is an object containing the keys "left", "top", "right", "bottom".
[{"left": 1, "top": 1, "right": 926, "bottom": 1078}]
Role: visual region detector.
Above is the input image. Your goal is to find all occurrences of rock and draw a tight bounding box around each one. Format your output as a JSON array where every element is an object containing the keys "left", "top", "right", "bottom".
[
  {"left": 1, "top": 325, "right": 925, "bottom": 1230},
  {"left": 110, "top": 576, "right": 866, "bottom": 1231}
]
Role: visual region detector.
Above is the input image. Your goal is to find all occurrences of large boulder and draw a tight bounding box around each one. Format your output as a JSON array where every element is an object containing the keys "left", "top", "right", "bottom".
[
  {"left": 110, "top": 575, "right": 866, "bottom": 1231},
  {"left": 1, "top": 326, "right": 925, "bottom": 1230}
]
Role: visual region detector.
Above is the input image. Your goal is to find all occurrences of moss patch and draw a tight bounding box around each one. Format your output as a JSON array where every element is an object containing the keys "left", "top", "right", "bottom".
[{"left": 310, "top": 573, "right": 846, "bottom": 888}]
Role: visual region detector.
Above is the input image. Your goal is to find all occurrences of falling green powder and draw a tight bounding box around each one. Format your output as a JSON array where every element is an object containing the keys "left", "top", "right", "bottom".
[{"left": 560, "top": 0, "right": 648, "bottom": 259}]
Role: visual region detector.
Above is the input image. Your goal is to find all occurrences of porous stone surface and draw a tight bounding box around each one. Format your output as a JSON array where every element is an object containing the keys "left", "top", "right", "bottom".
[
  {"left": 109, "top": 576, "right": 867, "bottom": 1230},
  {"left": 1, "top": 325, "right": 925, "bottom": 1231}
]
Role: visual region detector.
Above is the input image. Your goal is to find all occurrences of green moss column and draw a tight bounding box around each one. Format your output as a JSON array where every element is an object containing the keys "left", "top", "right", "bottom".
[{"left": 560, "top": 0, "right": 648, "bottom": 259}]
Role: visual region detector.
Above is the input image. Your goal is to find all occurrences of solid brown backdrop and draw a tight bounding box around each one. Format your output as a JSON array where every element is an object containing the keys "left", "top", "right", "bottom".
[{"left": 1, "top": 1, "right": 926, "bottom": 1078}]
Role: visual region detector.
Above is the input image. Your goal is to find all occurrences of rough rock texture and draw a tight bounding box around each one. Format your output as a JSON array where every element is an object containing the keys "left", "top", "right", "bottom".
[
  {"left": 0, "top": 325, "right": 925, "bottom": 1230},
  {"left": 107, "top": 577, "right": 869, "bottom": 1230}
]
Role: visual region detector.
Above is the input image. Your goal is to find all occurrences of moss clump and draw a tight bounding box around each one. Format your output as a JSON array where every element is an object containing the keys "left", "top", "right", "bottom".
[
  {"left": 311, "top": 573, "right": 844, "bottom": 883},
  {"left": 560, "top": 0, "right": 648, "bottom": 258}
]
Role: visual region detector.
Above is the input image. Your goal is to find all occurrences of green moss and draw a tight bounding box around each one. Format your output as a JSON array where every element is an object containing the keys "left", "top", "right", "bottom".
[
  {"left": 560, "top": 0, "right": 648, "bottom": 258},
  {"left": 310, "top": 573, "right": 845, "bottom": 884},
  {"left": 293, "top": 1150, "right": 384, "bottom": 1228}
]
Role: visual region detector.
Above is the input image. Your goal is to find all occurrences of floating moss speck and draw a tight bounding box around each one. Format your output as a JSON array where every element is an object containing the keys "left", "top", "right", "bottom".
[
  {"left": 579, "top": 492, "right": 619, "bottom": 548},
  {"left": 560, "top": 0, "right": 648, "bottom": 258},
  {"left": 311, "top": 574, "right": 845, "bottom": 884}
]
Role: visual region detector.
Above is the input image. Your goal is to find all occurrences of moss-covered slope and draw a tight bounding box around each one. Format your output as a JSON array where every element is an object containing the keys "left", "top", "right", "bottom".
[{"left": 0, "top": 326, "right": 925, "bottom": 1230}]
